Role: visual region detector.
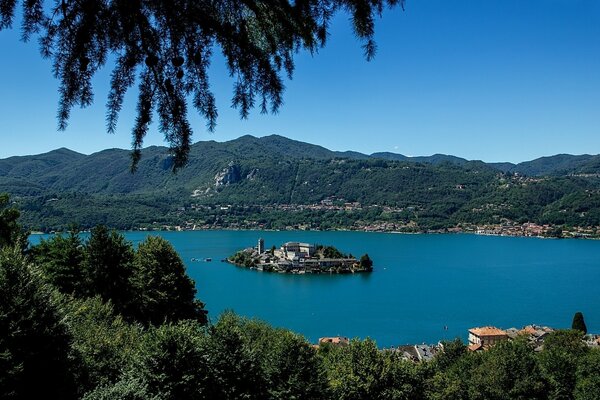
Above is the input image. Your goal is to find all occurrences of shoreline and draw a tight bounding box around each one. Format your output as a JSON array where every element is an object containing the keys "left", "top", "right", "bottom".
[{"left": 29, "top": 226, "right": 600, "bottom": 240}]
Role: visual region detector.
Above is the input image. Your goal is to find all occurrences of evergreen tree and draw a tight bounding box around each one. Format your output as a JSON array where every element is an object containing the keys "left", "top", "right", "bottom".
[
  {"left": 131, "top": 236, "right": 207, "bottom": 326},
  {"left": 83, "top": 226, "right": 134, "bottom": 315},
  {"left": 572, "top": 312, "right": 588, "bottom": 334},
  {"left": 31, "top": 231, "right": 85, "bottom": 296},
  {"left": 0, "top": 247, "right": 76, "bottom": 400},
  {"left": 0, "top": 194, "right": 27, "bottom": 251},
  {"left": 360, "top": 253, "right": 373, "bottom": 271}
]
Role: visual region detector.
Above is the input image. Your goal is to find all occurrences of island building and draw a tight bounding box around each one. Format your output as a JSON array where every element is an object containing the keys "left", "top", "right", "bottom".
[
  {"left": 231, "top": 239, "right": 366, "bottom": 274},
  {"left": 279, "top": 241, "right": 315, "bottom": 259},
  {"left": 468, "top": 326, "right": 508, "bottom": 351}
]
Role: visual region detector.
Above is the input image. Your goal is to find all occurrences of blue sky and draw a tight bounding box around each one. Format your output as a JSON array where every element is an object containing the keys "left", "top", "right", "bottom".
[{"left": 0, "top": 0, "right": 598, "bottom": 163}]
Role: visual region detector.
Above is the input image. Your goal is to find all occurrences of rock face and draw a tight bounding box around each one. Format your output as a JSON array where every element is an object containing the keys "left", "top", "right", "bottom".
[
  {"left": 246, "top": 168, "right": 259, "bottom": 180},
  {"left": 214, "top": 162, "right": 241, "bottom": 187}
]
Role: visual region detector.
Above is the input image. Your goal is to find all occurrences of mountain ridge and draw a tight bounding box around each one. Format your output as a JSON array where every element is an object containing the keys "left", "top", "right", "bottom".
[
  {"left": 2, "top": 134, "right": 599, "bottom": 177},
  {"left": 2, "top": 134, "right": 600, "bottom": 232}
]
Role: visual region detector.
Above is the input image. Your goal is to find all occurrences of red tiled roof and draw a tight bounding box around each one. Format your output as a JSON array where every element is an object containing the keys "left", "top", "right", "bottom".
[
  {"left": 469, "top": 326, "right": 507, "bottom": 336},
  {"left": 468, "top": 343, "right": 483, "bottom": 351}
]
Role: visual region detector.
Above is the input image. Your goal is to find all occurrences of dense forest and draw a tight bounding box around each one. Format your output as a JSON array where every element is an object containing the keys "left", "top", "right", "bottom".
[
  {"left": 2, "top": 195, "right": 600, "bottom": 400},
  {"left": 2, "top": 136, "right": 600, "bottom": 232}
]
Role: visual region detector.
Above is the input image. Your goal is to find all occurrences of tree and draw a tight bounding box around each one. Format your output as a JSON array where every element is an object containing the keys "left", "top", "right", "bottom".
[
  {"left": 83, "top": 226, "right": 134, "bottom": 315},
  {"left": 131, "top": 236, "right": 207, "bottom": 326},
  {"left": 539, "top": 330, "right": 588, "bottom": 400},
  {"left": 574, "top": 349, "right": 600, "bottom": 400},
  {"left": 0, "top": 247, "right": 76, "bottom": 400},
  {"left": 572, "top": 312, "right": 587, "bottom": 334},
  {"left": 360, "top": 253, "right": 373, "bottom": 271},
  {"left": 321, "top": 338, "right": 388, "bottom": 399},
  {"left": 0, "top": 1, "right": 404, "bottom": 170},
  {"left": 433, "top": 338, "right": 467, "bottom": 371},
  {"left": 0, "top": 194, "right": 27, "bottom": 251},
  {"left": 208, "top": 312, "right": 267, "bottom": 399},
  {"left": 236, "top": 316, "right": 329, "bottom": 400},
  {"left": 63, "top": 296, "right": 141, "bottom": 395},
  {"left": 124, "top": 322, "right": 216, "bottom": 400},
  {"left": 31, "top": 231, "right": 86, "bottom": 295},
  {"left": 467, "top": 338, "right": 548, "bottom": 400}
]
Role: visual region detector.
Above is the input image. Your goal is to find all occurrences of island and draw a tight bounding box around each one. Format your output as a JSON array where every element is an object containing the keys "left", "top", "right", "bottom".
[{"left": 226, "top": 239, "right": 374, "bottom": 274}]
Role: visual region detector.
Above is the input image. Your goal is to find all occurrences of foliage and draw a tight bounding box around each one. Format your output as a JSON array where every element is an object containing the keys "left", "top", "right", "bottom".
[
  {"left": 123, "top": 321, "right": 216, "bottom": 400},
  {"left": 224, "top": 313, "right": 329, "bottom": 400},
  {"left": 208, "top": 312, "right": 268, "bottom": 399},
  {"left": 467, "top": 338, "right": 548, "bottom": 400},
  {"left": 0, "top": 194, "right": 27, "bottom": 250},
  {"left": 63, "top": 296, "right": 141, "bottom": 395},
  {"left": 131, "top": 235, "right": 207, "bottom": 325},
  {"left": 3, "top": 197, "right": 600, "bottom": 400},
  {"left": 229, "top": 250, "right": 256, "bottom": 267},
  {"left": 0, "top": 1, "right": 404, "bottom": 169},
  {"left": 4, "top": 137, "right": 600, "bottom": 232},
  {"left": 30, "top": 231, "right": 85, "bottom": 295},
  {"left": 538, "top": 330, "right": 588, "bottom": 400},
  {"left": 0, "top": 247, "right": 76, "bottom": 400},
  {"left": 316, "top": 244, "right": 346, "bottom": 259},
  {"left": 359, "top": 253, "right": 373, "bottom": 270},
  {"left": 83, "top": 225, "right": 135, "bottom": 315},
  {"left": 572, "top": 312, "right": 587, "bottom": 334},
  {"left": 322, "top": 338, "right": 390, "bottom": 399},
  {"left": 574, "top": 349, "right": 600, "bottom": 400}
]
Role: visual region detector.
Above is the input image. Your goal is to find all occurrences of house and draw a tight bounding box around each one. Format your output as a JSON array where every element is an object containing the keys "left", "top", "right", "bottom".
[
  {"left": 468, "top": 326, "right": 508, "bottom": 350},
  {"left": 414, "top": 344, "right": 439, "bottom": 362},
  {"left": 318, "top": 336, "right": 350, "bottom": 347}
]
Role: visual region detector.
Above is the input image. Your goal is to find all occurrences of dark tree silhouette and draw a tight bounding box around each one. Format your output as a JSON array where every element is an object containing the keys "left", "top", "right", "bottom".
[
  {"left": 0, "top": 0, "right": 404, "bottom": 170},
  {"left": 572, "top": 311, "right": 587, "bottom": 334}
]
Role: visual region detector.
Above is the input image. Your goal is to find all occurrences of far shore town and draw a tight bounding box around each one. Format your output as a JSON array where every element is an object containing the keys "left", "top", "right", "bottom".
[
  {"left": 316, "top": 325, "right": 600, "bottom": 363},
  {"left": 126, "top": 201, "right": 600, "bottom": 239}
]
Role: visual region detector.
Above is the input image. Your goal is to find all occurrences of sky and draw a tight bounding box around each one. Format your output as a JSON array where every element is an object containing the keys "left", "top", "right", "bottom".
[{"left": 0, "top": 0, "right": 599, "bottom": 163}]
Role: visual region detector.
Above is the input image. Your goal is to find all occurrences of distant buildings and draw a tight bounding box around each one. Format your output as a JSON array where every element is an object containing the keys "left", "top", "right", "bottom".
[
  {"left": 319, "top": 337, "right": 350, "bottom": 347},
  {"left": 228, "top": 239, "right": 369, "bottom": 274}
]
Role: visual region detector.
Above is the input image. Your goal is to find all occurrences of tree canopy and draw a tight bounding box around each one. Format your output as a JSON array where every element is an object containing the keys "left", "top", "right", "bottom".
[
  {"left": 572, "top": 312, "right": 588, "bottom": 335},
  {"left": 0, "top": 0, "right": 404, "bottom": 170}
]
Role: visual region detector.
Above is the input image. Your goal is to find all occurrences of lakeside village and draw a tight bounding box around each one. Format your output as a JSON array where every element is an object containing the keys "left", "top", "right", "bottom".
[
  {"left": 136, "top": 199, "right": 600, "bottom": 239},
  {"left": 225, "top": 239, "right": 374, "bottom": 274},
  {"left": 317, "top": 325, "right": 600, "bottom": 363}
]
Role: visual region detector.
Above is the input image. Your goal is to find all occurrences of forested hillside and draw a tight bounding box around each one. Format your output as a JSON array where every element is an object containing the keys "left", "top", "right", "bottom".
[{"left": 1, "top": 135, "right": 599, "bottom": 231}]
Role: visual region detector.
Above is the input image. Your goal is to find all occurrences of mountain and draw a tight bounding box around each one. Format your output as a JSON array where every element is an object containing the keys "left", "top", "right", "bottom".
[
  {"left": 371, "top": 152, "right": 470, "bottom": 166},
  {"left": 2, "top": 135, "right": 600, "bottom": 231},
  {"left": 509, "top": 154, "right": 600, "bottom": 176}
]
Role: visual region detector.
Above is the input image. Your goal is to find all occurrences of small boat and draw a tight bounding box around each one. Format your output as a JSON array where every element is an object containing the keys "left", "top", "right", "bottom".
[{"left": 204, "top": 258, "right": 212, "bottom": 262}]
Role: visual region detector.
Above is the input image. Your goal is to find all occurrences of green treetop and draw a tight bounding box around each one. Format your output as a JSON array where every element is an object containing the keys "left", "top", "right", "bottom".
[{"left": 572, "top": 312, "right": 588, "bottom": 334}]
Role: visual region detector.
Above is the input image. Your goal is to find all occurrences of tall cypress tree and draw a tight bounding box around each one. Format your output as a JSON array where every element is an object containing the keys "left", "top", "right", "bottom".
[{"left": 572, "top": 312, "right": 588, "bottom": 334}]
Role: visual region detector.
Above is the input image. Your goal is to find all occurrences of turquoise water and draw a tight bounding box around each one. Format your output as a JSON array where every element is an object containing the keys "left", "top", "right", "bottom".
[{"left": 31, "top": 231, "right": 600, "bottom": 347}]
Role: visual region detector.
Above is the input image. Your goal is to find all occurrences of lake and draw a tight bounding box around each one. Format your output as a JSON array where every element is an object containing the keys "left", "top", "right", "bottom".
[{"left": 31, "top": 230, "right": 600, "bottom": 347}]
